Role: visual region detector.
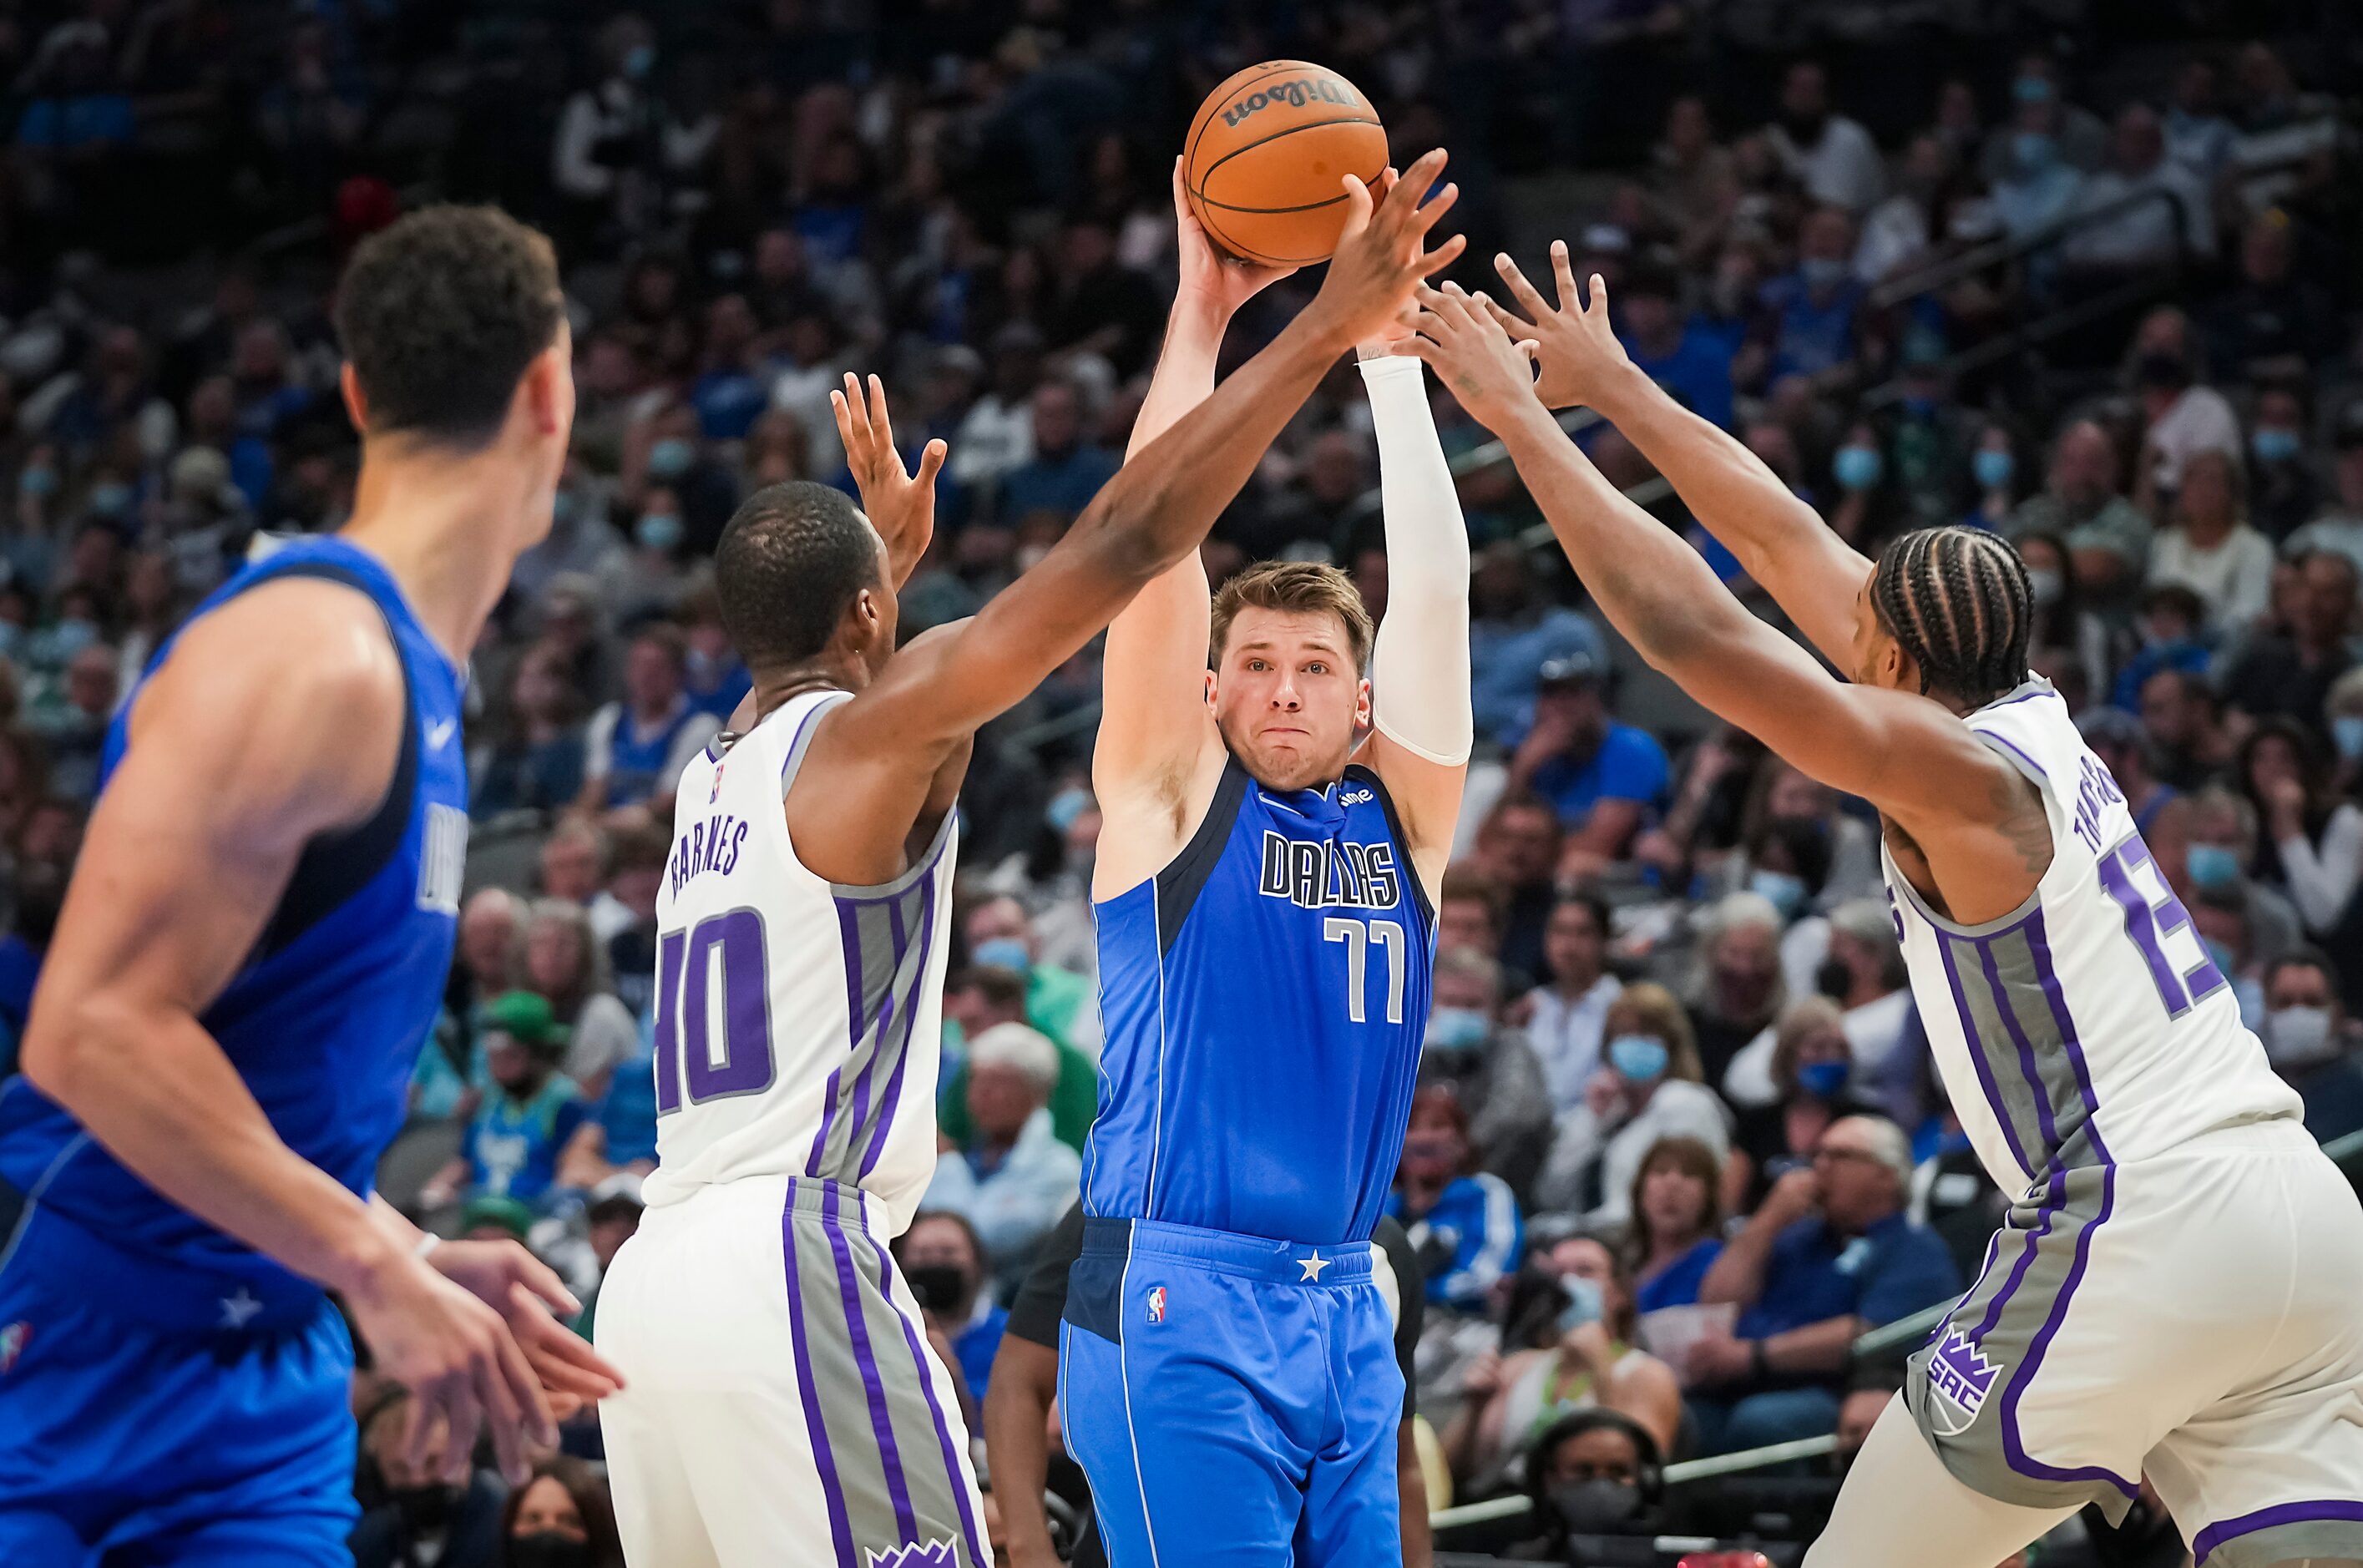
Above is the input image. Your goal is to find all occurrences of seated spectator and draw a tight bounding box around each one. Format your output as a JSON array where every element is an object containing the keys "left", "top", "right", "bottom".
[
  {"left": 556, "top": 1014, "right": 660, "bottom": 1195},
  {"left": 1389, "top": 1085, "right": 1526, "bottom": 1313},
  {"left": 678, "top": 582, "right": 751, "bottom": 719},
  {"left": 2165, "top": 786, "right": 2306, "bottom": 970},
  {"left": 2146, "top": 448, "right": 2274, "bottom": 631},
  {"left": 1469, "top": 542, "right": 1608, "bottom": 748},
  {"left": 1627, "top": 1136, "right": 1724, "bottom": 1314},
  {"left": 1758, "top": 207, "right": 1867, "bottom": 387},
  {"left": 939, "top": 964, "right": 1097, "bottom": 1151},
  {"left": 1685, "top": 892, "right": 1788, "bottom": 1085},
  {"left": 27, "top": 640, "right": 119, "bottom": 802},
  {"left": 1534, "top": 982, "right": 1729, "bottom": 1223},
  {"left": 1438, "top": 867, "right": 1511, "bottom": 966},
  {"left": 1420, "top": 947, "right": 1554, "bottom": 1199},
  {"left": 498, "top": 1456, "right": 624, "bottom": 1568},
  {"left": 2191, "top": 885, "right": 2271, "bottom": 1027},
  {"left": 1505, "top": 653, "right": 1668, "bottom": 868},
  {"left": 1617, "top": 262, "right": 1733, "bottom": 430},
  {"left": 577, "top": 625, "right": 721, "bottom": 814},
  {"left": 2063, "top": 104, "right": 2211, "bottom": 276},
  {"left": 567, "top": 1181, "right": 644, "bottom": 1339},
  {"left": 922, "top": 1023, "right": 1080, "bottom": 1291},
  {"left": 1524, "top": 892, "right": 1625, "bottom": 1113},
  {"left": 996, "top": 377, "right": 1116, "bottom": 524},
  {"left": 2004, "top": 420, "right": 2153, "bottom": 605},
  {"left": 2078, "top": 708, "right": 2176, "bottom": 836},
  {"left": 1684, "top": 1116, "right": 1961, "bottom": 1454},
  {"left": 420, "top": 992, "right": 589, "bottom": 1212},
  {"left": 1723, "top": 999, "right": 1889, "bottom": 1214},
  {"left": 1502, "top": 1409, "right": 1666, "bottom": 1560},
  {"left": 2246, "top": 387, "right": 2320, "bottom": 541},
  {"left": 1446, "top": 1235, "right": 1682, "bottom": 1491},
  {"left": 1978, "top": 51, "right": 2109, "bottom": 181},
  {"left": 896, "top": 1210, "right": 1007, "bottom": 1404},
  {"left": 1734, "top": 898, "right": 1916, "bottom": 1117},
  {"left": 2284, "top": 401, "right": 2363, "bottom": 577},
  {"left": 2130, "top": 308, "right": 2241, "bottom": 502},
  {"left": 2124, "top": 625, "right": 2220, "bottom": 771},
  {"left": 1763, "top": 63, "right": 1883, "bottom": 215},
  {"left": 2259, "top": 949, "right": 2363, "bottom": 1144},
  {"left": 352, "top": 1386, "right": 508, "bottom": 1568},
  {"left": 2205, "top": 210, "right": 2337, "bottom": 381},
  {"left": 2018, "top": 532, "right": 2116, "bottom": 708},
  {"left": 2239, "top": 721, "right": 2363, "bottom": 938},
  {"left": 599, "top": 822, "right": 667, "bottom": 1019},
  {"left": 2335, "top": 668, "right": 2363, "bottom": 782},
  {"left": 964, "top": 892, "right": 1099, "bottom": 1054},
  {"left": 1467, "top": 793, "right": 1564, "bottom": 983},
  {"left": 524, "top": 897, "right": 640, "bottom": 1100},
  {"left": 1989, "top": 91, "right": 2087, "bottom": 244},
  {"left": 473, "top": 644, "right": 589, "bottom": 818},
  {"left": 2220, "top": 548, "right": 2360, "bottom": 726}
]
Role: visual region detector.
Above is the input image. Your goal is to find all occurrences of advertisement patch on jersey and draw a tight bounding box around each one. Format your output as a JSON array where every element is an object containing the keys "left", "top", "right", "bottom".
[
  {"left": 1925, "top": 1327, "right": 2002, "bottom": 1436},
  {"left": 1145, "top": 1284, "right": 1167, "bottom": 1325}
]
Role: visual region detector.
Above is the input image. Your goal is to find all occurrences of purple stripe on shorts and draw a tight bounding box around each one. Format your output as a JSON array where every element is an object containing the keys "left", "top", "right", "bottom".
[
  {"left": 1975, "top": 934, "right": 2060, "bottom": 1159},
  {"left": 2024, "top": 909, "right": 2112, "bottom": 1164},
  {"left": 1935, "top": 929, "right": 2036, "bottom": 1179},
  {"left": 781, "top": 1181, "right": 858, "bottom": 1567},
  {"left": 822, "top": 1179, "right": 918, "bottom": 1542},
  {"left": 859, "top": 872, "right": 939, "bottom": 1180},
  {"left": 805, "top": 902, "right": 869, "bottom": 1176},
  {"left": 1966, "top": 1168, "right": 2063, "bottom": 1343},
  {"left": 841, "top": 893, "right": 910, "bottom": 1163},
  {"left": 2193, "top": 1500, "right": 2363, "bottom": 1564},
  {"left": 876, "top": 1243, "right": 989, "bottom": 1568}
]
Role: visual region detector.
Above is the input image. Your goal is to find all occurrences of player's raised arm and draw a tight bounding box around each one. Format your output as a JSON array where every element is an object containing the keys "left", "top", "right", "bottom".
[
  {"left": 18, "top": 587, "right": 572, "bottom": 1485},
  {"left": 1484, "top": 250, "right": 1870, "bottom": 665},
  {"left": 1090, "top": 161, "right": 1299, "bottom": 870},
  {"left": 1354, "top": 331, "right": 1473, "bottom": 904},
  {"left": 1411, "top": 284, "right": 2039, "bottom": 920}
]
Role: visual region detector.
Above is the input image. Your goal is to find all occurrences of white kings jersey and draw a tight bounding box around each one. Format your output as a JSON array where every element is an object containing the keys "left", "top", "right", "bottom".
[
  {"left": 640, "top": 689, "right": 958, "bottom": 1232},
  {"left": 1883, "top": 677, "right": 2300, "bottom": 1194}
]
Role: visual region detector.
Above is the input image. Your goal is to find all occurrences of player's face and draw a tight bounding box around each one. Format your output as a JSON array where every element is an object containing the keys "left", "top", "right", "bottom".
[
  {"left": 849, "top": 528, "right": 898, "bottom": 680},
  {"left": 1849, "top": 570, "right": 1910, "bottom": 692},
  {"left": 1208, "top": 608, "right": 1370, "bottom": 793}
]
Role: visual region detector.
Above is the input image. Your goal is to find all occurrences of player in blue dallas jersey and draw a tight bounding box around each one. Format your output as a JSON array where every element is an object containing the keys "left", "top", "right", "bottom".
[
  {"left": 1062, "top": 159, "right": 1474, "bottom": 1567},
  {"left": 0, "top": 207, "right": 620, "bottom": 1565}
]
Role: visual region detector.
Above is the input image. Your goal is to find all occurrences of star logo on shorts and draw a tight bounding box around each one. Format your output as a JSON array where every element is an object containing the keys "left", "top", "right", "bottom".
[
  {"left": 219, "top": 1288, "right": 263, "bottom": 1330},
  {"left": 1299, "top": 1253, "right": 1330, "bottom": 1282}
]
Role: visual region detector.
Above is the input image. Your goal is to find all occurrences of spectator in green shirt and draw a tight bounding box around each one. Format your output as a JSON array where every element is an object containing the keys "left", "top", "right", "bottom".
[
  {"left": 939, "top": 965, "right": 1098, "bottom": 1153},
  {"left": 964, "top": 893, "right": 1100, "bottom": 1055}
]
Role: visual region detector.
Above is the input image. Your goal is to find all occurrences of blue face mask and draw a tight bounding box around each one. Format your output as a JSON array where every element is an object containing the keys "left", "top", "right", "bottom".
[
  {"left": 624, "top": 42, "right": 656, "bottom": 79},
  {"left": 1608, "top": 1034, "right": 1669, "bottom": 1085},
  {"left": 1425, "top": 1007, "right": 1491, "bottom": 1054},
  {"left": 972, "top": 937, "right": 1031, "bottom": 975},
  {"left": 2334, "top": 715, "right": 2363, "bottom": 762},
  {"left": 1834, "top": 445, "right": 1882, "bottom": 492},
  {"left": 18, "top": 467, "right": 57, "bottom": 498},
  {"left": 1045, "top": 787, "right": 1094, "bottom": 834},
  {"left": 1973, "top": 448, "right": 2016, "bottom": 491},
  {"left": 45, "top": 618, "right": 98, "bottom": 660},
  {"left": 2186, "top": 842, "right": 2243, "bottom": 892},
  {"left": 550, "top": 488, "right": 580, "bottom": 527},
  {"left": 647, "top": 438, "right": 695, "bottom": 479},
  {"left": 1800, "top": 256, "right": 1851, "bottom": 291},
  {"left": 2251, "top": 428, "right": 2301, "bottom": 464},
  {"left": 2014, "top": 131, "right": 2058, "bottom": 172},
  {"left": 1749, "top": 867, "right": 1808, "bottom": 919},
  {"left": 88, "top": 482, "right": 133, "bottom": 518},
  {"left": 635, "top": 513, "right": 685, "bottom": 552},
  {"left": 1556, "top": 1276, "right": 1605, "bottom": 1334},
  {"left": 1797, "top": 1059, "right": 1851, "bottom": 1100},
  {"left": 2204, "top": 938, "right": 2237, "bottom": 974},
  {"left": 2013, "top": 73, "right": 2057, "bottom": 105}
]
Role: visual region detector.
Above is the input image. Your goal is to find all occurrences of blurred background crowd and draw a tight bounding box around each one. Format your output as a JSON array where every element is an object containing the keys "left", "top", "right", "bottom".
[{"left": 0, "top": 0, "right": 2359, "bottom": 1562}]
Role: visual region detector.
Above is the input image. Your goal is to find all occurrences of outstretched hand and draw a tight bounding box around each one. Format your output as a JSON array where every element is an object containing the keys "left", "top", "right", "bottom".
[
  {"left": 1480, "top": 243, "right": 1635, "bottom": 411},
  {"left": 1172, "top": 159, "right": 1298, "bottom": 316},
  {"left": 1304, "top": 147, "right": 1467, "bottom": 352},
  {"left": 1407, "top": 281, "right": 1541, "bottom": 432},
  {"left": 430, "top": 1237, "right": 625, "bottom": 1421},
  {"left": 832, "top": 372, "right": 945, "bottom": 589}
]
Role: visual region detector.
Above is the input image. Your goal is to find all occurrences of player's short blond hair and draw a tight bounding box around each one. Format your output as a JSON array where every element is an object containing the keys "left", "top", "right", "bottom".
[{"left": 1208, "top": 560, "right": 1374, "bottom": 674}]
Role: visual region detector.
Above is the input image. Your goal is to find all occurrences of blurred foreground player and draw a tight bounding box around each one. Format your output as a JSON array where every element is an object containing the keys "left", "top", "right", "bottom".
[
  {"left": 589, "top": 164, "right": 1455, "bottom": 1568},
  {"left": 0, "top": 207, "right": 620, "bottom": 1564}
]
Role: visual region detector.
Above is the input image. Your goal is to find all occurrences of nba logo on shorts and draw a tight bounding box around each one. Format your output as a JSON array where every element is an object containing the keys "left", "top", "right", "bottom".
[
  {"left": 1925, "top": 1328, "right": 2001, "bottom": 1436},
  {"left": 1146, "top": 1285, "right": 1167, "bottom": 1325}
]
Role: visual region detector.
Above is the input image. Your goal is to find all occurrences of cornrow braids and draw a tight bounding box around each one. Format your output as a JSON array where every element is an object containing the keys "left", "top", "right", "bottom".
[{"left": 1870, "top": 527, "right": 2035, "bottom": 709}]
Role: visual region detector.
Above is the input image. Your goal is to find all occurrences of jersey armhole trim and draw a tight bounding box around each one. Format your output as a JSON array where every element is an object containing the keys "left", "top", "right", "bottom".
[
  {"left": 1151, "top": 756, "right": 1249, "bottom": 957},
  {"left": 1347, "top": 761, "right": 1437, "bottom": 931}
]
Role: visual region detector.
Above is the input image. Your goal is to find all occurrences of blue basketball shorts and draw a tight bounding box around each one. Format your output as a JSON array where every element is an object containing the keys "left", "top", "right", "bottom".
[{"left": 1057, "top": 1216, "right": 1402, "bottom": 1568}]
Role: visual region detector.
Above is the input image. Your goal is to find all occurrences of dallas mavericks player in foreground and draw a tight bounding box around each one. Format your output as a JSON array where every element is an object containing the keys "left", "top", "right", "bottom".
[
  {"left": 589, "top": 157, "right": 1460, "bottom": 1568},
  {"left": 1065, "top": 154, "right": 1472, "bottom": 1566},
  {"left": 1417, "top": 260, "right": 2363, "bottom": 1568},
  {"left": 0, "top": 207, "right": 622, "bottom": 1563}
]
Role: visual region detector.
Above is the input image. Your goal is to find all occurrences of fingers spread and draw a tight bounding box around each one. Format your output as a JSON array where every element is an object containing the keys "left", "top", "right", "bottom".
[
  {"left": 1337, "top": 172, "right": 1375, "bottom": 235},
  {"left": 1416, "top": 231, "right": 1468, "bottom": 277},
  {"left": 506, "top": 1244, "right": 579, "bottom": 1317},
  {"left": 1550, "top": 240, "right": 1581, "bottom": 311},
  {"left": 1494, "top": 253, "right": 1553, "bottom": 320},
  {"left": 866, "top": 373, "right": 895, "bottom": 453},
  {"left": 1408, "top": 180, "right": 1460, "bottom": 233},
  {"left": 1586, "top": 271, "right": 1612, "bottom": 319},
  {"left": 915, "top": 438, "right": 948, "bottom": 486}
]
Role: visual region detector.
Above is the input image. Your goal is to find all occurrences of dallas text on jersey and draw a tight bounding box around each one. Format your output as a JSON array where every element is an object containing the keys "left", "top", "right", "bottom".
[{"left": 1257, "top": 830, "right": 1402, "bottom": 911}]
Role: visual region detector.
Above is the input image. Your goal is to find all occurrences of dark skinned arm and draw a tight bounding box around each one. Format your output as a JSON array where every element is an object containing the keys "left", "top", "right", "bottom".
[{"left": 982, "top": 1335, "right": 1063, "bottom": 1568}]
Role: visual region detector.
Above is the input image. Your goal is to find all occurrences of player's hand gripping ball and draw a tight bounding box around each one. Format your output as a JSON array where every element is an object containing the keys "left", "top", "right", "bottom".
[{"left": 1182, "top": 61, "right": 1389, "bottom": 268}]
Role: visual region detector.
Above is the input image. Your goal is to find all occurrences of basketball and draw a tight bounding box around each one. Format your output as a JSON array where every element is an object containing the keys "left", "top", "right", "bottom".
[{"left": 1182, "top": 60, "right": 1389, "bottom": 269}]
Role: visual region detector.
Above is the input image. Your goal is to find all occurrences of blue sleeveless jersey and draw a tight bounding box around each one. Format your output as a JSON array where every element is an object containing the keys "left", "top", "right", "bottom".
[
  {"left": 0, "top": 536, "right": 469, "bottom": 1300},
  {"left": 1084, "top": 759, "right": 1434, "bottom": 1246}
]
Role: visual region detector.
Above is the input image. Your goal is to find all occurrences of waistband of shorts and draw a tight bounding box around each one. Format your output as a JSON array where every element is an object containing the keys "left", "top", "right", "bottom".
[
  {"left": 1080, "top": 1215, "right": 1374, "bottom": 1287},
  {"left": 0, "top": 1187, "right": 326, "bottom": 1333}
]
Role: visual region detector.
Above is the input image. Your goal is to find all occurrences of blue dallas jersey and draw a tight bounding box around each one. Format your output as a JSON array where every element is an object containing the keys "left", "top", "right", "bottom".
[
  {"left": 0, "top": 536, "right": 469, "bottom": 1308},
  {"left": 1084, "top": 758, "right": 1434, "bottom": 1247}
]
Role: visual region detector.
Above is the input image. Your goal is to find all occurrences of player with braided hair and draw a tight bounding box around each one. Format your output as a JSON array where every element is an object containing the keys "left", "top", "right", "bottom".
[{"left": 1410, "top": 255, "right": 2363, "bottom": 1568}]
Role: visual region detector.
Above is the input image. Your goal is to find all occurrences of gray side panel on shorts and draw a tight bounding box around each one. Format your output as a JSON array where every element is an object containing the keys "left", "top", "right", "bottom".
[
  {"left": 846, "top": 1222, "right": 989, "bottom": 1568},
  {"left": 2201, "top": 1515, "right": 2363, "bottom": 1568},
  {"left": 1933, "top": 925, "right": 2103, "bottom": 1179},
  {"left": 1905, "top": 1164, "right": 2138, "bottom": 1524}
]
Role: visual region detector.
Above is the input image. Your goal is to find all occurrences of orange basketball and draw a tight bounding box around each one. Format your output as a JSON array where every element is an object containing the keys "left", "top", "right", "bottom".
[{"left": 1182, "top": 61, "right": 1389, "bottom": 269}]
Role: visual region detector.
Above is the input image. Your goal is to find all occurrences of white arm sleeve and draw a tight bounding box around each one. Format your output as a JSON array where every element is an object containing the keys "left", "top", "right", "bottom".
[{"left": 1359, "top": 355, "right": 1473, "bottom": 767}]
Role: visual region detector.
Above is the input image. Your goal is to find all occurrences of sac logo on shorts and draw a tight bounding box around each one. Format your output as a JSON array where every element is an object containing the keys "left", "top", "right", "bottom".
[
  {"left": 1146, "top": 1284, "right": 1168, "bottom": 1325},
  {"left": 1925, "top": 1328, "right": 2001, "bottom": 1436},
  {"left": 863, "top": 1540, "right": 958, "bottom": 1568}
]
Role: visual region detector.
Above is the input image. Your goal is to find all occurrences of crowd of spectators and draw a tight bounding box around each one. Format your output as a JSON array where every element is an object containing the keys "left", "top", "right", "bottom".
[{"left": 0, "top": 0, "right": 2359, "bottom": 1561}]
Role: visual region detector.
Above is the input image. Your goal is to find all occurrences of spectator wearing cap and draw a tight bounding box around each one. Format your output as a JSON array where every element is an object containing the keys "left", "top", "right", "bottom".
[
  {"left": 1763, "top": 63, "right": 1883, "bottom": 215},
  {"left": 2004, "top": 419, "right": 2153, "bottom": 604},
  {"left": 577, "top": 625, "right": 721, "bottom": 815},
  {"left": 420, "top": 991, "right": 591, "bottom": 1213},
  {"left": 1525, "top": 893, "right": 1624, "bottom": 1114},
  {"left": 2147, "top": 448, "right": 2274, "bottom": 632},
  {"left": 2077, "top": 707, "right": 2176, "bottom": 836},
  {"left": 1389, "top": 1085, "right": 1525, "bottom": 1313},
  {"left": 1505, "top": 653, "right": 1668, "bottom": 872},
  {"left": 2285, "top": 402, "right": 2363, "bottom": 579},
  {"left": 2259, "top": 949, "right": 2363, "bottom": 1144},
  {"left": 1534, "top": 982, "right": 1728, "bottom": 1224},
  {"left": 1616, "top": 264, "right": 1734, "bottom": 431},
  {"left": 2220, "top": 548, "right": 2359, "bottom": 727},
  {"left": 1470, "top": 541, "right": 1609, "bottom": 749},
  {"left": 923, "top": 1022, "right": 1080, "bottom": 1290},
  {"left": 1684, "top": 1115, "right": 1960, "bottom": 1454},
  {"left": 1419, "top": 947, "right": 1554, "bottom": 1199}
]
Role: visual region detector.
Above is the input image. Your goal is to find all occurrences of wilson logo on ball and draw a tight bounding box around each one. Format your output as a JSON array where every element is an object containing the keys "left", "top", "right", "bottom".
[{"left": 1222, "top": 77, "right": 1361, "bottom": 128}]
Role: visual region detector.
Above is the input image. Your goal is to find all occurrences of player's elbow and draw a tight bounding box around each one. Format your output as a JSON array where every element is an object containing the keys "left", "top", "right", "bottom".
[{"left": 19, "top": 991, "right": 151, "bottom": 1110}]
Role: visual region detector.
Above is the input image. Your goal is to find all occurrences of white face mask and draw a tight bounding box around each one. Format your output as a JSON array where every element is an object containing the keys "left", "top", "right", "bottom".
[{"left": 2265, "top": 1004, "right": 2335, "bottom": 1067}]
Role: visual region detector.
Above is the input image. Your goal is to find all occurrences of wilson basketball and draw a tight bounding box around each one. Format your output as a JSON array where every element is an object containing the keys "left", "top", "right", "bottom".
[{"left": 1182, "top": 61, "right": 1389, "bottom": 269}]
